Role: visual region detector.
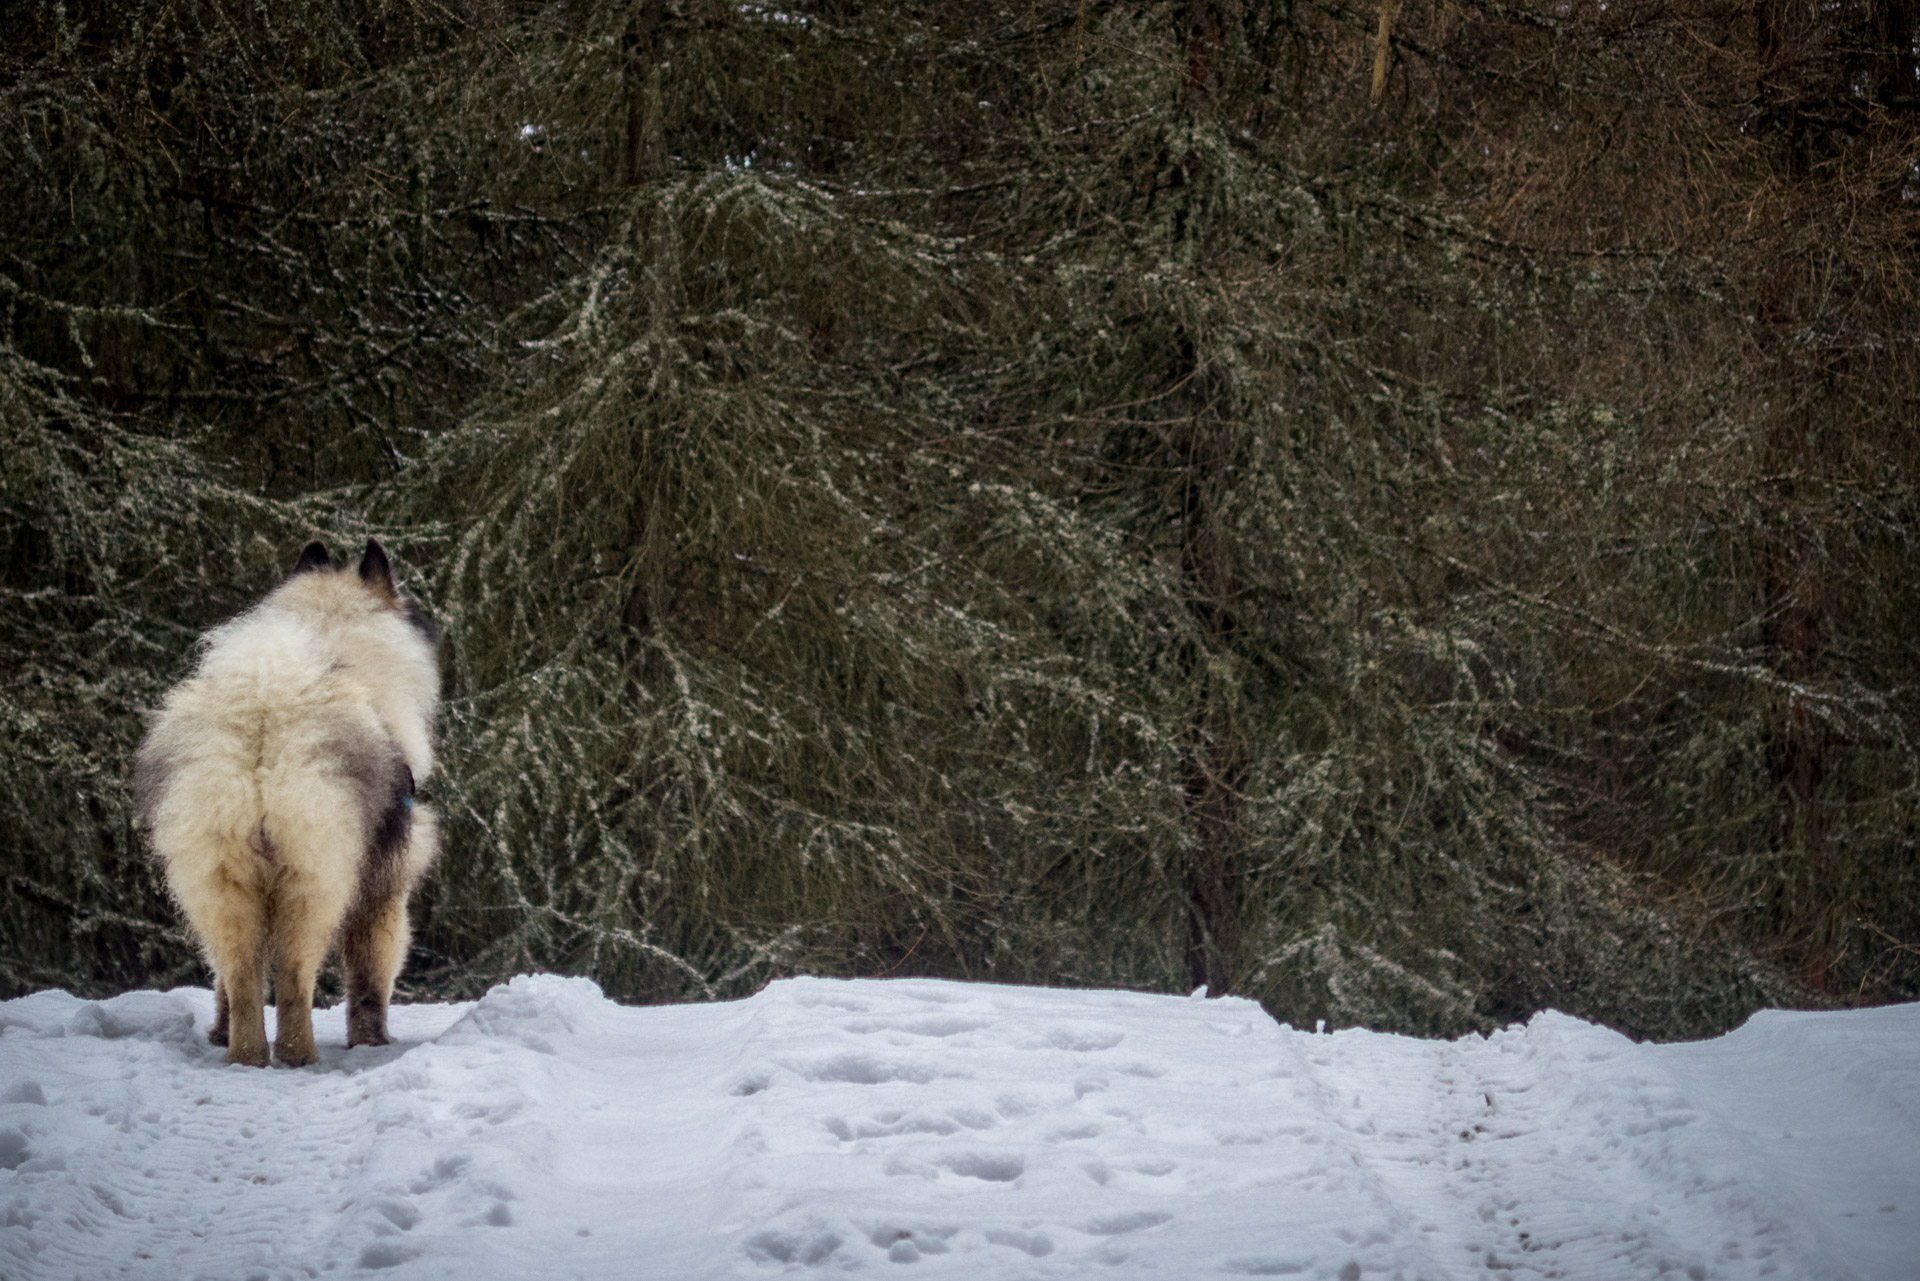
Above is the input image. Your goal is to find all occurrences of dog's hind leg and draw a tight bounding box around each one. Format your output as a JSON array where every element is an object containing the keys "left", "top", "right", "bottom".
[
  {"left": 261, "top": 765, "right": 364, "bottom": 1068},
  {"left": 267, "top": 863, "right": 352, "bottom": 1068},
  {"left": 340, "top": 885, "right": 406, "bottom": 1048},
  {"left": 343, "top": 805, "right": 438, "bottom": 1049},
  {"left": 206, "top": 954, "right": 269, "bottom": 1052},
  {"left": 186, "top": 866, "right": 271, "bottom": 1067}
]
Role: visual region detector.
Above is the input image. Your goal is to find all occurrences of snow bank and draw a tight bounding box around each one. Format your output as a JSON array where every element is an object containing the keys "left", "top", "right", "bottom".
[{"left": 1, "top": 976, "right": 1914, "bottom": 1280}]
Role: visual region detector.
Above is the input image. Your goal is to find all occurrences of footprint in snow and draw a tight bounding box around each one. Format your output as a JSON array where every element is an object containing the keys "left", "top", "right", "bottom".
[
  {"left": 4, "top": 1081, "right": 48, "bottom": 1106},
  {"left": 370, "top": 1196, "right": 421, "bottom": 1231},
  {"left": 1047, "top": 1121, "right": 1103, "bottom": 1141},
  {"left": 985, "top": 1226, "right": 1055, "bottom": 1257},
  {"left": 356, "top": 1240, "right": 424, "bottom": 1270},
  {"left": 730, "top": 1071, "right": 772, "bottom": 1096},
  {"left": 937, "top": 1150, "right": 1024, "bottom": 1182},
  {"left": 1083, "top": 1209, "right": 1174, "bottom": 1236},
  {"left": 865, "top": 1222, "right": 957, "bottom": 1263},
  {"left": 743, "top": 1225, "right": 844, "bottom": 1266},
  {"left": 823, "top": 1110, "right": 962, "bottom": 1140},
  {"left": 0, "top": 1128, "right": 31, "bottom": 1171},
  {"left": 351, "top": 1197, "right": 428, "bottom": 1272},
  {"left": 792, "top": 1053, "right": 944, "bottom": 1086},
  {"left": 407, "top": 1153, "right": 470, "bottom": 1193},
  {"left": 837, "top": 1102, "right": 1000, "bottom": 1142}
]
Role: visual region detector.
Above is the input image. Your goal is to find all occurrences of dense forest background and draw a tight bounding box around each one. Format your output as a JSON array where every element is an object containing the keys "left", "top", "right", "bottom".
[{"left": 4, "top": 0, "right": 1917, "bottom": 1040}]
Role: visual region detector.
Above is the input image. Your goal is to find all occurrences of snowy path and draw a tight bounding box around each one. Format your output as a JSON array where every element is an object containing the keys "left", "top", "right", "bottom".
[{"left": 1, "top": 976, "right": 1915, "bottom": 1281}]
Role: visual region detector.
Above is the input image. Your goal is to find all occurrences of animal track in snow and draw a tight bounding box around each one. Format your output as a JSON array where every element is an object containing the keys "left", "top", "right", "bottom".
[
  {"left": 864, "top": 1221, "right": 956, "bottom": 1263},
  {"left": 729, "top": 1070, "right": 772, "bottom": 1096},
  {"left": 407, "top": 1153, "right": 471, "bottom": 1194},
  {"left": 0, "top": 1128, "right": 30, "bottom": 1170},
  {"left": 936, "top": 1150, "right": 1024, "bottom": 1182},
  {"left": 882, "top": 1155, "right": 938, "bottom": 1179},
  {"left": 822, "top": 1109, "right": 976, "bottom": 1141},
  {"left": 984, "top": 1226, "right": 1056, "bottom": 1257},
  {"left": 792, "top": 1052, "right": 944, "bottom": 1086},
  {"left": 355, "top": 1240, "right": 423, "bottom": 1270},
  {"left": 3, "top": 1080, "right": 47, "bottom": 1106},
  {"left": 743, "top": 1224, "right": 844, "bottom": 1266},
  {"left": 1047, "top": 1121, "right": 1103, "bottom": 1141},
  {"left": 1083, "top": 1209, "right": 1175, "bottom": 1236},
  {"left": 369, "top": 1196, "right": 420, "bottom": 1231}
]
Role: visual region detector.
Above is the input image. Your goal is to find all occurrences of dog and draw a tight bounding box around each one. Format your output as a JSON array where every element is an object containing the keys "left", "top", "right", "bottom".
[{"left": 135, "top": 539, "right": 440, "bottom": 1067}]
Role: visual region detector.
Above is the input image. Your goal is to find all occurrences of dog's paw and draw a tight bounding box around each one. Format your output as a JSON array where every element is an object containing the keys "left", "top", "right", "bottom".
[{"left": 272, "top": 1041, "right": 317, "bottom": 1068}]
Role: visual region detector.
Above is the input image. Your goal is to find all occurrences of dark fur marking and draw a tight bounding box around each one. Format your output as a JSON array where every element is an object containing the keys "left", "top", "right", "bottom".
[
  {"left": 400, "top": 592, "right": 438, "bottom": 646},
  {"left": 310, "top": 720, "right": 414, "bottom": 906},
  {"left": 358, "top": 757, "right": 416, "bottom": 908},
  {"left": 318, "top": 724, "right": 398, "bottom": 800},
  {"left": 293, "top": 542, "right": 333, "bottom": 575}
]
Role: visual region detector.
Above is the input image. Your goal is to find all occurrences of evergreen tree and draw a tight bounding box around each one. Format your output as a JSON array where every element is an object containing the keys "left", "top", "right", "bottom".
[{"left": 5, "top": 0, "right": 1915, "bottom": 1036}]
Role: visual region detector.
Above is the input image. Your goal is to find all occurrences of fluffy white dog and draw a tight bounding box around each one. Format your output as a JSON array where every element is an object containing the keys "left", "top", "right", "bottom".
[{"left": 136, "top": 540, "right": 440, "bottom": 1067}]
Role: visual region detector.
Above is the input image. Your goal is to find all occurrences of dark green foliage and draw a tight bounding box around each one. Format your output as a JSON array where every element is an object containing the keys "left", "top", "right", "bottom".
[{"left": 5, "top": 0, "right": 1915, "bottom": 1036}]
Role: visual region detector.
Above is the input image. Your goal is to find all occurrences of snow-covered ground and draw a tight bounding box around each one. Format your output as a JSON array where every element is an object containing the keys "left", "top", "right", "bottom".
[{"left": 1, "top": 975, "right": 1915, "bottom": 1281}]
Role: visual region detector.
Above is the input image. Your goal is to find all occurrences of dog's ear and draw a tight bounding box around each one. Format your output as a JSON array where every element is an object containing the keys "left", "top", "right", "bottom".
[
  {"left": 293, "top": 542, "right": 332, "bottom": 575},
  {"left": 358, "top": 538, "right": 397, "bottom": 597}
]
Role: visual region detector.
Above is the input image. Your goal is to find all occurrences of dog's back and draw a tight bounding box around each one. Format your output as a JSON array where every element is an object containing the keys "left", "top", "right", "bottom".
[{"left": 137, "top": 540, "right": 440, "bottom": 1067}]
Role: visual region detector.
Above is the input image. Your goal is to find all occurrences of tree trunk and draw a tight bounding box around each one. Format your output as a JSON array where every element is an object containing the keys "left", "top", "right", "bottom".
[
  {"left": 1177, "top": 401, "right": 1246, "bottom": 996},
  {"left": 1762, "top": 395, "right": 1833, "bottom": 990},
  {"left": 1184, "top": 0, "right": 1223, "bottom": 108},
  {"left": 622, "top": 0, "right": 670, "bottom": 185},
  {"left": 1752, "top": 0, "right": 1854, "bottom": 992}
]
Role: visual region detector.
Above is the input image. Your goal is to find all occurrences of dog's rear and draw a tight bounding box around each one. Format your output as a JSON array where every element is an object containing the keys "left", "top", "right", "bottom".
[{"left": 136, "top": 540, "right": 439, "bottom": 1067}]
